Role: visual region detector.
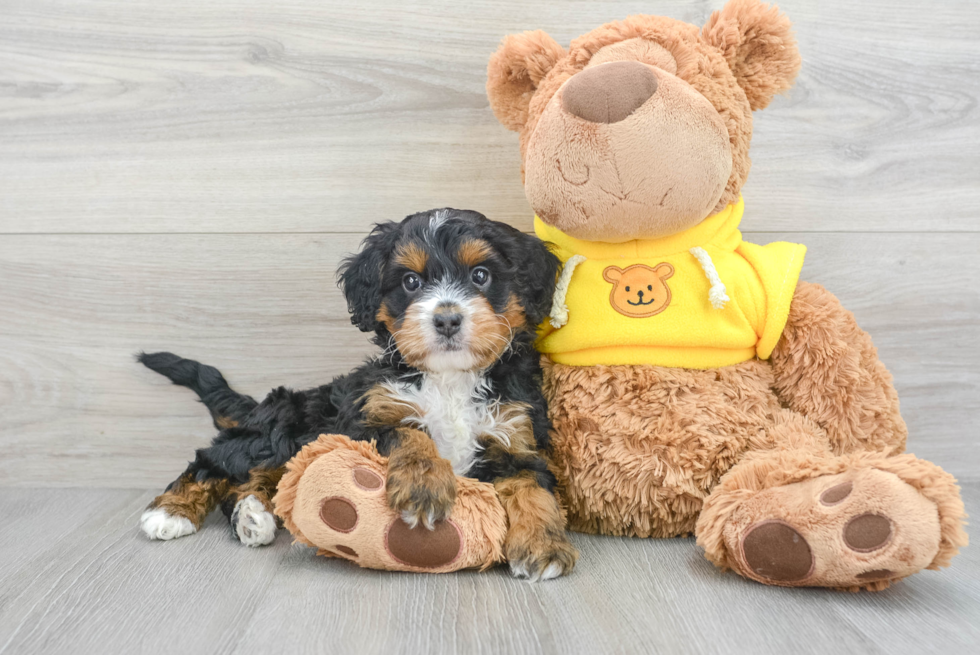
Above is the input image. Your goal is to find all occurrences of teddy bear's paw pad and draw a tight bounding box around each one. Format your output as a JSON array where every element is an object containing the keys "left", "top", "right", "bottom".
[
  {"left": 856, "top": 568, "right": 896, "bottom": 581},
  {"left": 335, "top": 545, "right": 358, "bottom": 557},
  {"left": 843, "top": 514, "right": 892, "bottom": 552},
  {"left": 319, "top": 544, "right": 360, "bottom": 560},
  {"left": 728, "top": 468, "right": 942, "bottom": 588},
  {"left": 352, "top": 467, "right": 384, "bottom": 491},
  {"left": 741, "top": 521, "right": 814, "bottom": 583},
  {"left": 319, "top": 496, "right": 358, "bottom": 533},
  {"left": 384, "top": 518, "right": 463, "bottom": 569},
  {"left": 819, "top": 482, "right": 853, "bottom": 506}
]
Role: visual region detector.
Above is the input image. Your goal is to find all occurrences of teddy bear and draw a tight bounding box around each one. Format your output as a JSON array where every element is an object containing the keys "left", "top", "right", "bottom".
[{"left": 485, "top": 0, "right": 968, "bottom": 589}]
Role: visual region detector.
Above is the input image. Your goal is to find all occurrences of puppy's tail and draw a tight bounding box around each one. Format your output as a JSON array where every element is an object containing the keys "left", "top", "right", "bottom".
[{"left": 137, "top": 351, "right": 258, "bottom": 430}]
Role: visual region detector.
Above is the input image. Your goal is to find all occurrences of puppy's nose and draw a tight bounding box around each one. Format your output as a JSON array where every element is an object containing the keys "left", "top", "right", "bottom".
[
  {"left": 433, "top": 312, "right": 463, "bottom": 338},
  {"left": 561, "top": 61, "right": 658, "bottom": 124}
]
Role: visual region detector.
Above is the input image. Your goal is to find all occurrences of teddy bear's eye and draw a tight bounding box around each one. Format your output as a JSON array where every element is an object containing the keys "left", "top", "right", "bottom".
[
  {"left": 625, "top": 286, "right": 630, "bottom": 292},
  {"left": 647, "top": 285, "right": 652, "bottom": 291}
]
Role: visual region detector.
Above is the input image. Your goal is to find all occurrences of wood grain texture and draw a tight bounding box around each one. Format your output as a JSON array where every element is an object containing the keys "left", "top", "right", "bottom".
[
  {"left": 1, "top": 231, "right": 977, "bottom": 486},
  {"left": 0, "top": 0, "right": 978, "bottom": 234},
  {"left": 0, "top": 4, "right": 977, "bottom": 485},
  {"left": 0, "top": 485, "right": 977, "bottom": 655}
]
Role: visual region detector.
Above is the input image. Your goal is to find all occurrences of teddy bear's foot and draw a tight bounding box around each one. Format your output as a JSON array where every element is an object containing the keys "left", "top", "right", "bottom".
[
  {"left": 727, "top": 468, "right": 940, "bottom": 589},
  {"left": 273, "top": 434, "right": 508, "bottom": 573},
  {"left": 698, "top": 452, "right": 967, "bottom": 590}
]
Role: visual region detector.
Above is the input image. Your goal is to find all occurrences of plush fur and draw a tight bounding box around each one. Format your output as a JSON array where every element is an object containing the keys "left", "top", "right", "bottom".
[
  {"left": 487, "top": 0, "right": 967, "bottom": 590},
  {"left": 138, "top": 208, "right": 578, "bottom": 580}
]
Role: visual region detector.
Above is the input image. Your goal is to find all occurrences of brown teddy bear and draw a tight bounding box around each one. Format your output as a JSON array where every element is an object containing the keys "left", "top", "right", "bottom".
[{"left": 486, "top": 0, "right": 968, "bottom": 589}]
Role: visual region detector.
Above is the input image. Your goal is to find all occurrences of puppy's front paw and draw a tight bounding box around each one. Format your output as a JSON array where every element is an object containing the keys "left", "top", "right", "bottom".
[
  {"left": 386, "top": 455, "right": 457, "bottom": 530},
  {"left": 140, "top": 507, "right": 197, "bottom": 541},
  {"left": 506, "top": 530, "right": 578, "bottom": 582}
]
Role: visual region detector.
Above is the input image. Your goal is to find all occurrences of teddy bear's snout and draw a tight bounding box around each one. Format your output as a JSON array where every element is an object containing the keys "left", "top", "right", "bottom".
[{"left": 561, "top": 60, "right": 658, "bottom": 124}]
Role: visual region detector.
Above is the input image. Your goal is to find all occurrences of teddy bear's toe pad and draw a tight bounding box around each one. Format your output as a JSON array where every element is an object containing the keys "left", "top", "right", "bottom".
[
  {"left": 386, "top": 519, "right": 462, "bottom": 568},
  {"left": 741, "top": 521, "right": 814, "bottom": 582},
  {"left": 725, "top": 468, "right": 942, "bottom": 588},
  {"left": 319, "top": 497, "right": 358, "bottom": 532}
]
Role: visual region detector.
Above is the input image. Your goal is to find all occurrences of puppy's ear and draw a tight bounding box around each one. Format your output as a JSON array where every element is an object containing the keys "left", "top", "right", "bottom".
[
  {"left": 337, "top": 222, "right": 401, "bottom": 333},
  {"left": 701, "top": 0, "right": 801, "bottom": 111},
  {"left": 483, "top": 223, "right": 560, "bottom": 327},
  {"left": 518, "top": 234, "right": 561, "bottom": 326},
  {"left": 487, "top": 30, "right": 566, "bottom": 132}
]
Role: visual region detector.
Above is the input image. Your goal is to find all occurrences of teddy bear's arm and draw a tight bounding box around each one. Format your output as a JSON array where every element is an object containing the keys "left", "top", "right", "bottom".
[{"left": 769, "top": 281, "right": 907, "bottom": 456}]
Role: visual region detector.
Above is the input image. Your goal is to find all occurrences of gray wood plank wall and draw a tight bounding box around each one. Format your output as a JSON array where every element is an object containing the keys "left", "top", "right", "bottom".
[{"left": 2, "top": 0, "right": 978, "bottom": 488}]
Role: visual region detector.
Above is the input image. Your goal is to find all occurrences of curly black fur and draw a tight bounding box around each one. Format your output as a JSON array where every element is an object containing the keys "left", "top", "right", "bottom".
[{"left": 143, "top": 208, "right": 561, "bottom": 500}]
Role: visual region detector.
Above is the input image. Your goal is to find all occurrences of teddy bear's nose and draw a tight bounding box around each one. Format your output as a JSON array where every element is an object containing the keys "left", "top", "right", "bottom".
[{"left": 561, "top": 61, "right": 658, "bottom": 124}]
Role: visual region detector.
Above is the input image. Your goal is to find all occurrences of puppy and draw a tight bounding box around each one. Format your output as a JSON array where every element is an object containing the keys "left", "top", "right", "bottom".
[{"left": 138, "top": 208, "right": 578, "bottom": 580}]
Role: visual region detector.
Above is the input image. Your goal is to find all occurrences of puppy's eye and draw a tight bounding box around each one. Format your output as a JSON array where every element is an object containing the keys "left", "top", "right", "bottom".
[
  {"left": 471, "top": 266, "right": 491, "bottom": 287},
  {"left": 402, "top": 272, "right": 422, "bottom": 292}
]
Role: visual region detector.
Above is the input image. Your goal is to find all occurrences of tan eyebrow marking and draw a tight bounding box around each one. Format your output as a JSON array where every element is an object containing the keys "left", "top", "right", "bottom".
[
  {"left": 394, "top": 242, "right": 428, "bottom": 273},
  {"left": 457, "top": 239, "right": 493, "bottom": 267}
]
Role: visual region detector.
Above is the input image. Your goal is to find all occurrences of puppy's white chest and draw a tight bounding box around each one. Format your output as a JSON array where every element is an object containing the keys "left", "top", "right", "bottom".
[{"left": 389, "top": 372, "right": 493, "bottom": 475}]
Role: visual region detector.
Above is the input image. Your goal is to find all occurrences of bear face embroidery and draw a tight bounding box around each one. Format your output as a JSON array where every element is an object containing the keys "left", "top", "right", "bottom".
[{"left": 602, "top": 263, "right": 674, "bottom": 318}]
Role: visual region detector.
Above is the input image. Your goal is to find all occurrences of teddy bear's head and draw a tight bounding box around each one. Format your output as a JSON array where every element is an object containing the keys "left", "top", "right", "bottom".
[{"left": 487, "top": 0, "right": 800, "bottom": 243}]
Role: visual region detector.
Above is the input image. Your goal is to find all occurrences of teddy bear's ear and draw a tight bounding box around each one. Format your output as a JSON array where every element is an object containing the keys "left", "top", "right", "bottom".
[
  {"left": 487, "top": 30, "right": 566, "bottom": 131},
  {"left": 701, "top": 0, "right": 801, "bottom": 111}
]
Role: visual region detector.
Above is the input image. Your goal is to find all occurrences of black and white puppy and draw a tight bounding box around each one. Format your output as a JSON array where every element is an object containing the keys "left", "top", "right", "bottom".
[{"left": 139, "top": 208, "right": 578, "bottom": 581}]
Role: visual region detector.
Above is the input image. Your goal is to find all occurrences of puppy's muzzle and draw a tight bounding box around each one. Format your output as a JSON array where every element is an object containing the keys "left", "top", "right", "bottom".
[{"left": 433, "top": 303, "right": 463, "bottom": 339}]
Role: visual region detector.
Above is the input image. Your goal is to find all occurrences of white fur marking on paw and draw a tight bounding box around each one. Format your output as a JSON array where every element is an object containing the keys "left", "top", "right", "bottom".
[
  {"left": 539, "top": 562, "right": 564, "bottom": 581},
  {"left": 140, "top": 508, "right": 196, "bottom": 541},
  {"left": 400, "top": 507, "right": 440, "bottom": 531},
  {"left": 508, "top": 560, "right": 530, "bottom": 580},
  {"left": 233, "top": 495, "right": 277, "bottom": 547},
  {"left": 401, "top": 509, "right": 420, "bottom": 530}
]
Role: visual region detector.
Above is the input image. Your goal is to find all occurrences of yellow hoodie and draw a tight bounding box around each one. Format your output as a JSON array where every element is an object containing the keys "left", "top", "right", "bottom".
[{"left": 534, "top": 198, "right": 806, "bottom": 369}]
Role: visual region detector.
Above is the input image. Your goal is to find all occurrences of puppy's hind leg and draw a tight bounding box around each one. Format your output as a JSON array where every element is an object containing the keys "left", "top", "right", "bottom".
[
  {"left": 495, "top": 470, "right": 578, "bottom": 582},
  {"left": 222, "top": 467, "right": 285, "bottom": 547},
  {"left": 475, "top": 434, "right": 577, "bottom": 581},
  {"left": 141, "top": 468, "right": 229, "bottom": 541}
]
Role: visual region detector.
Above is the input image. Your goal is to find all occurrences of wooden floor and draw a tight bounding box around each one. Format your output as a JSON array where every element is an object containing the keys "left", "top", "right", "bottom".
[
  {"left": 1, "top": 0, "right": 978, "bottom": 653},
  {"left": 0, "top": 484, "right": 977, "bottom": 655}
]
